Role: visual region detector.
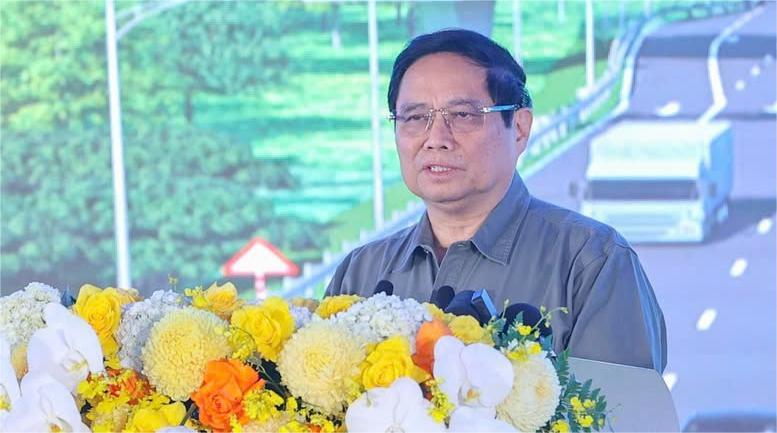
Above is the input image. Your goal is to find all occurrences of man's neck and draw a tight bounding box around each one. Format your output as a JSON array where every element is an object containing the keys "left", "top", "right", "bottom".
[
  {"left": 425, "top": 179, "right": 512, "bottom": 249},
  {"left": 427, "top": 206, "right": 491, "bottom": 249}
]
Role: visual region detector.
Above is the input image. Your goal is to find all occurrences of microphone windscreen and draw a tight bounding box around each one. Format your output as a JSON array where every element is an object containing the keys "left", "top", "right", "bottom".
[
  {"left": 444, "top": 290, "right": 482, "bottom": 322},
  {"left": 501, "top": 303, "right": 552, "bottom": 337},
  {"left": 373, "top": 280, "right": 394, "bottom": 296},
  {"left": 431, "top": 285, "right": 455, "bottom": 310}
]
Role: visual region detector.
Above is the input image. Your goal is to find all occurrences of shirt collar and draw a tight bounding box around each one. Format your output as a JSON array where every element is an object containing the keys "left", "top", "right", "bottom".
[
  {"left": 470, "top": 172, "right": 531, "bottom": 265},
  {"left": 397, "top": 172, "right": 532, "bottom": 269}
]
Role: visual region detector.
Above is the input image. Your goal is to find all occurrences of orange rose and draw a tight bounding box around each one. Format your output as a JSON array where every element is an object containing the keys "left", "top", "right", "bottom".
[
  {"left": 412, "top": 319, "right": 452, "bottom": 374},
  {"left": 191, "top": 358, "right": 265, "bottom": 432}
]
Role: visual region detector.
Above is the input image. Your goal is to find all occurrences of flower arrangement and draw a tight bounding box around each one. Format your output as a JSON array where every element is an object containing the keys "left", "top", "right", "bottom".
[{"left": 0, "top": 281, "right": 610, "bottom": 432}]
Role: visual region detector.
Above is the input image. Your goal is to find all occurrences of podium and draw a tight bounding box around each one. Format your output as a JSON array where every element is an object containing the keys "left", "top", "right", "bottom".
[{"left": 569, "top": 357, "right": 680, "bottom": 432}]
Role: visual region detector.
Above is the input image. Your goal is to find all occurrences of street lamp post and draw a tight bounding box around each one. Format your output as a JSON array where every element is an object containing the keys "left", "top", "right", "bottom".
[
  {"left": 104, "top": 0, "right": 131, "bottom": 289},
  {"left": 585, "top": 0, "right": 595, "bottom": 90},
  {"left": 513, "top": 0, "right": 522, "bottom": 63},
  {"left": 104, "top": 0, "right": 190, "bottom": 289},
  {"left": 368, "top": 0, "right": 384, "bottom": 230}
]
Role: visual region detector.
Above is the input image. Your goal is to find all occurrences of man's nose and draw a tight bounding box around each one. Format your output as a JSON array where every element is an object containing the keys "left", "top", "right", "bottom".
[{"left": 424, "top": 112, "right": 455, "bottom": 150}]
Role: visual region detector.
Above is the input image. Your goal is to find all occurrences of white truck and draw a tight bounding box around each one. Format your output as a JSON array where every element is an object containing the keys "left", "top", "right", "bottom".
[{"left": 574, "top": 120, "right": 734, "bottom": 243}]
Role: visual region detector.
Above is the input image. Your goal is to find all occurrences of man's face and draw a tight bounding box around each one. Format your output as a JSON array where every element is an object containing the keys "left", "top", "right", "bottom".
[{"left": 394, "top": 52, "right": 531, "bottom": 213}]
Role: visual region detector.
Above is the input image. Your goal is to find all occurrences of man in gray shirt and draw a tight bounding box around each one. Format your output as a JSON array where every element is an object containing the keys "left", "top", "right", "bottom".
[{"left": 326, "top": 29, "right": 666, "bottom": 373}]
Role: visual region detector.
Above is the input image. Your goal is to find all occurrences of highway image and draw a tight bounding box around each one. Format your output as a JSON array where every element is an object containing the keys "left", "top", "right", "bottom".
[{"left": 527, "top": 1, "right": 776, "bottom": 427}]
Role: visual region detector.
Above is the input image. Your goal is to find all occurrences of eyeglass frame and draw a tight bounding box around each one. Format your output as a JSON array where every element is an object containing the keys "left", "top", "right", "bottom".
[{"left": 388, "top": 103, "right": 524, "bottom": 136}]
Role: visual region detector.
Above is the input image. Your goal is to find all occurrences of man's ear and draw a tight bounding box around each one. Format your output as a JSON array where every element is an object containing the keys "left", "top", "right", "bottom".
[{"left": 514, "top": 108, "right": 533, "bottom": 156}]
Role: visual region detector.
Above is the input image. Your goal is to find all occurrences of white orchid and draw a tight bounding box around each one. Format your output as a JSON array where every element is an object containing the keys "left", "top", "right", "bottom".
[
  {"left": 155, "top": 427, "right": 195, "bottom": 433},
  {"left": 448, "top": 406, "right": 516, "bottom": 432},
  {"left": 1, "top": 371, "right": 89, "bottom": 432},
  {"left": 434, "top": 335, "right": 514, "bottom": 412},
  {"left": 345, "top": 377, "right": 446, "bottom": 433},
  {"left": 0, "top": 334, "right": 21, "bottom": 426},
  {"left": 26, "top": 303, "right": 104, "bottom": 392}
]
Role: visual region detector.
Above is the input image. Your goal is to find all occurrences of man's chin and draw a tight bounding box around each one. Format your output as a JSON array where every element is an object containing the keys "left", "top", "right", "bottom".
[{"left": 419, "top": 191, "right": 471, "bottom": 208}]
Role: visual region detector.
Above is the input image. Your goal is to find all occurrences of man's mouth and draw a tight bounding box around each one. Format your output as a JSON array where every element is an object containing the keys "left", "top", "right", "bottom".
[
  {"left": 424, "top": 163, "right": 458, "bottom": 173},
  {"left": 429, "top": 165, "right": 453, "bottom": 173}
]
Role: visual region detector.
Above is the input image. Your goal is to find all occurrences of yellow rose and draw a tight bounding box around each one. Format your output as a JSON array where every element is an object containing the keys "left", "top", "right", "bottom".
[
  {"left": 231, "top": 297, "right": 294, "bottom": 362},
  {"left": 123, "top": 401, "right": 186, "bottom": 432},
  {"left": 72, "top": 284, "right": 136, "bottom": 356},
  {"left": 315, "top": 295, "right": 362, "bottom": 319},
  {"left": 449, "top": 315, "right": 492, "bottom": 345},
  {"left": 203, "top": 282, "right": 244, "bottom": 320},
  {"left": 361, "top": 336, "right": 429, "bottom": 389},
  {"left": 290, "top": 297, "right": 320, "bottom": 313}
]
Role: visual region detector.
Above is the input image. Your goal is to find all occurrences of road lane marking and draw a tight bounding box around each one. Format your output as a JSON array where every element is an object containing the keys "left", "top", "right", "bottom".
[
  {"left": 698, "top": 6, "right": 764, "bottom": 123},
  {"left": 656, "top": 101, "right": 681, "bottom": 117},
  {"left": 663, "top": 372, "right": 678, "bottom": 391},
  {"left": 751, "top": 65, "right": 761, "bottom": 76},
  {"left": 729, "top": 258, "right": 748, "bottom": 278},
  {"left": 757, "top": 218, "right": 773, "bottom": 234},
  {"left": 696, "top": 309, "right": 717, "bottom": 331},
  {"left": 735, "top": 79, "right": 746, "bottom": 91}
]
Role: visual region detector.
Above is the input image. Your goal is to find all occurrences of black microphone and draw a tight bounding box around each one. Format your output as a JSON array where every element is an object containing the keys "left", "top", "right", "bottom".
[
  {"left": 430, "top": 285, "right": 455, "bottom": 310},
  {"left": 444, "top": 290, "right": 489, "bottom": 324},
  {"left": 373, "top": 279, "right": 394, "bottom": 296},
  {"left": 501, "top": 303, "right": 552, "bottom": 337}
]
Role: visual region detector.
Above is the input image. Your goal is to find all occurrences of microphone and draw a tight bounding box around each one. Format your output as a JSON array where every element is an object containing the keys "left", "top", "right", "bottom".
[
  {"left": 471, "top": 289, "right": 497, "bottom": 322},
  {"left": 501, "top": 303, "right": 552, "bottom": 337},
  {"left": 373, "top": 280, "right": 394, "bottom": 296},
  {"left": 430, "top": 285, "right": 455, "bottom": 310},
  {"left": 444, "top": 289, "right": 495, "bottom": 325}
]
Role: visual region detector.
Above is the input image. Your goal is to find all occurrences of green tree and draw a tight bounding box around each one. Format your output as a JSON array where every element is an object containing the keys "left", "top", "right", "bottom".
[
  {"left": 134, "top": 2, "right": 291, "bottom": 123},
  {"left": 0, "top": 1, "right": 107, "bottom": 130},
  {"left": 0, "top": 126, "right": 303, "bottom": 293}
]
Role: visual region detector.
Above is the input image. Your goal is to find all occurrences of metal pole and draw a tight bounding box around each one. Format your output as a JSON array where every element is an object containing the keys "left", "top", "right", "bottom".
[
  {"left": 557, "top": 0, "right": 565, "bottom": 23},
  {"left": 105, "top": 0, "right": 132, "bottom": 289},
  {"left": 644, "top": 0, "right": 652, "bottom": 17},
  {"left": 585, "top": 0, "right": 595, "bottom": 89},
  {"left": 512, "top": 0, "right": 522, "bottom": 63},
  {"left": 368, "top": 0, "right": 384, "bottom": 229}
]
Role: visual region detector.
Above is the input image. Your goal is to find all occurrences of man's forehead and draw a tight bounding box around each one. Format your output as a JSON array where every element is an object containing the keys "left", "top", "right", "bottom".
[
  {"left": 397, "top": 98, "right": 487, "bottom": 112},
  {"left": 396, "top": 53, "right": 490, "bottom": 109}
]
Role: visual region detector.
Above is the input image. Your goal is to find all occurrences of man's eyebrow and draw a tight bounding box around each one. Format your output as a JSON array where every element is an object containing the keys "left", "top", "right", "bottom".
[
  {"left": 397, "top": 102, "right": 429, "bottom": 112},
  {"left": 446, "top": 97, "right": 485, "bottom": 107},
  {"left": 398, "top": 98, "right": 485, "bottom": 112}
]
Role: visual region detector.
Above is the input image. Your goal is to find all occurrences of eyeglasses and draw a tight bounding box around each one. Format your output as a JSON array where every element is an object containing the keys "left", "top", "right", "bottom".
[{"left": 389, "top": 104, "right": 521, "bottom": 137}]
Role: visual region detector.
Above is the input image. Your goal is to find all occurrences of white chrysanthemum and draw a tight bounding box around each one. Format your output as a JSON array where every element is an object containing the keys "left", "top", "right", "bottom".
[
  {"left": 329, "top": 293, "right": 431, "bottom": 351},
  {"left": 0, "top": 282, "right": 60, "bottom": 348},
  {"left": 496, "top": 351, "right": 561, "bottom": 432},
  {"left": 290, "top": 305, "right": 312, "bottom": 330},
  {"left": 116, "top": 290, "right": 185, "bottom": 371}
]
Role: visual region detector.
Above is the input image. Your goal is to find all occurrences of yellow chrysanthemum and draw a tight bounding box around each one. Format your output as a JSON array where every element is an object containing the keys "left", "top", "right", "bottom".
[
  {"left": 231, "top": 297, "right": 295, "bottom": 362},
  {"left": 448, "top": 315, "right": 492, "bottom": 345},
  {"left": 496, "top": 351, "right": 561, "bottom": 432},
  {"left": 141, "top": 308, "right": 231, "bottom": 400},
  {"left": 277, "top": 322, "right": 366, "bottom": 415},
  {"left": 314, "top": 295, "right": 362, "bottom": 319}
]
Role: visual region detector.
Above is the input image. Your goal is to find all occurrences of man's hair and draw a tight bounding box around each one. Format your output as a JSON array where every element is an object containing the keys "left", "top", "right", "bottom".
[{"left": 387, "top": 28, "right": 532, "bottom": 127}]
